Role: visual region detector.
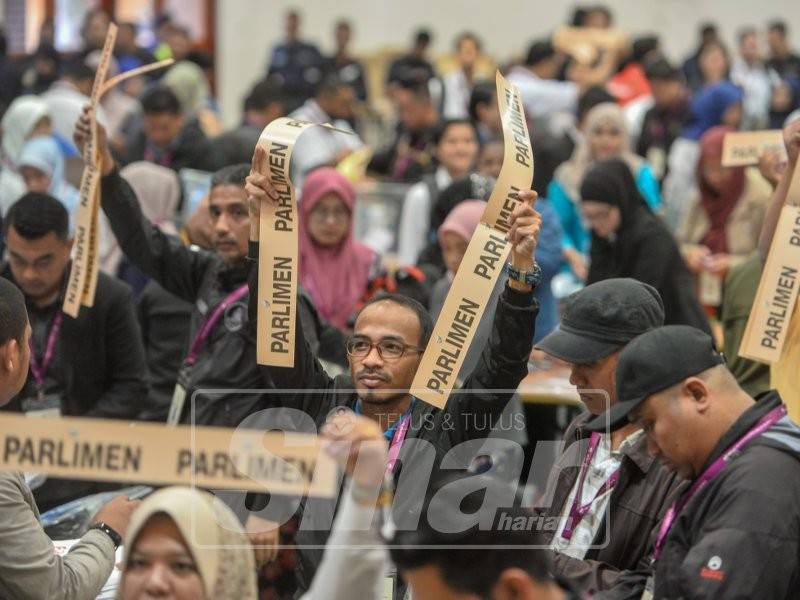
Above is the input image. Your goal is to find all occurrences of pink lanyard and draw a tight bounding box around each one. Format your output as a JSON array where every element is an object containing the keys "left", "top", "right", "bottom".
[
  {"left": 385, "top": 412, "right": 412, "bottom": 476},
  {"left": 28, "top": 311, "right": 63, "bottom": 392},
  {"left": 652, "top": 404, "right": 787, "bottom": 561},
  {"left": 561, "top": 432, "right": 620, "bottom": 541},
  {"left": 184, "top": 285, "right": 248, "bottom": 366}
]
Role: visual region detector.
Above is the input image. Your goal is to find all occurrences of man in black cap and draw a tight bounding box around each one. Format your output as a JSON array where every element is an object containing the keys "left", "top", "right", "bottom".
[
  {"left": 532, "top": 278, "right": 685, "bottom": 594},
  {"left": 586, "top": 325, "right": 800, "bottom": 599}
]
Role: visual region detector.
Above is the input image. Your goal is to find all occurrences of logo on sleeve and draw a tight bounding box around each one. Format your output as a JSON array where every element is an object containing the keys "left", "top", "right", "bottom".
[{"left": 699, "top": 556, "right": 725, "bottom": 582}]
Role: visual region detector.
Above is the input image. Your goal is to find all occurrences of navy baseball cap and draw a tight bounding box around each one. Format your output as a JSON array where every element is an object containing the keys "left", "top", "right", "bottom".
[{"left": 585, "top": 325, "right": 726, "bottom": 432}]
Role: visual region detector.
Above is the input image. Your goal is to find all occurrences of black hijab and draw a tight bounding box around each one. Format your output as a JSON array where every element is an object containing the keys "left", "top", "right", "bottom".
[{"left": 580, "top": 158, "right": 652, "bottom": 282}]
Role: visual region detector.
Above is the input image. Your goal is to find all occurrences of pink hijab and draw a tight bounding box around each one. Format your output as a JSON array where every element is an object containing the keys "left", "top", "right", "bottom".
[
  {"left": 299, "top": 168, "right": 376, "bottom": 328},
  {"left": 437, "top": 200, "right": 487, "bottom": 247}
]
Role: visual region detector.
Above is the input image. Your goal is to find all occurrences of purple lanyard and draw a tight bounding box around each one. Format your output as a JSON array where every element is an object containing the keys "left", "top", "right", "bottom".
[
  {"left": 184, "top": 285, "right": 248, "bottom": 366},
  {"left": 28, "top": 312, "right": 63, "bottom": 392},
  {"left": 652, "top": 404, "right": 787, "bottom": 561},
  {"left": 385, "top": 413, "right": 412, "bottom": 476},
  {"left": 562, "top": 432, "right": 621, "bottom": 541}
]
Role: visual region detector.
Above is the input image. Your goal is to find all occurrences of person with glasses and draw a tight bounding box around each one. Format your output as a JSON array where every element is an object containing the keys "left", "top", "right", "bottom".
[
  {"left": 245, "top": 161, "right": 542, "bottom": 594},
  {"left": 298, "top": 167, "right": 379, "bottom": 330}
]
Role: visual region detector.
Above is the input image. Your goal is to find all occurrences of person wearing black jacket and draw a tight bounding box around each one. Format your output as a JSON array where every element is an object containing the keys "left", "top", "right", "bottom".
[
  {"left": 580, "top": 159, "right": 710, "bottom": 334},
  {"left": 588, "top": 326, "right": 800, "bottom": 599},
  {"left": 76, "top": 107, "right": 325, "bottom": 428},
  {"left": 245, "top": 167, "right": 542, "bottom": 593},
  {"left": 1, "top": 193, "right": 147, "bottom": 509}
]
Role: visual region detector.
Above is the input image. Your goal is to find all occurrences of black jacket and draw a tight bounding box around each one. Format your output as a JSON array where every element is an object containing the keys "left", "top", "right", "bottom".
[
  {"left": 604, "top": 391, "right": 800, "bottom": 600},
  {"left": 1, "top": 266, "right": 147, "bottom": 419},
  {"left": 100, "top": 169, "right": 322, "bottom": 427},
  {"left": 587, "top": 207, "right": 711, "bottom": 334},
  {"left": 247, "top": 241, "right": 539, "bottom": 592}
]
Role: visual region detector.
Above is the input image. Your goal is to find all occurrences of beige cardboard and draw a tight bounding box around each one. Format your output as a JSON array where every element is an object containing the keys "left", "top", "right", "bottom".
[
  {"left": 410, "top": 72, "right": 534, "bottom": 409},
  {"left": 63, "top": 24, "right": 117, "bottom": 317},
  {"left": 721, "top": 130, "right": 787, "bottom": 167},
  {"left": 0, "top": 414, "right": 337, "bottom": 497},
  {"left": 739, "top": 163, "right": 800, "bottom": 363}
]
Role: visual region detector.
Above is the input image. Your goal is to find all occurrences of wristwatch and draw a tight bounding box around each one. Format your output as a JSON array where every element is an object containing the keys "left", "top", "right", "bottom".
[
  {"left": 88, "top": 522, "right": 122, "bottom": 549},
  {"left": 504, "top": 262, "right": 542, "bottom": 288}
]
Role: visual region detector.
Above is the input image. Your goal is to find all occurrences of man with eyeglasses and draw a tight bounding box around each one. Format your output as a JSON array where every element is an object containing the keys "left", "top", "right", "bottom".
[{"left": 246, "top": 166, "right": 543, "bottom": 594}]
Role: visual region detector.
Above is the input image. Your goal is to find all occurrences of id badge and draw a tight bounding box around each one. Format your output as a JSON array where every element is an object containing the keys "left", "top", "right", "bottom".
[
  {"left": 382, "top": 572, "right": 396, "bottom": 600},
  {"left": 640, "top": 575, "right": 655, "bottom": 600},
  {"left": 167, "top": 383, "right": 187, "bottom": 426},
  {"left": 22, "top": 393, "right": 62, "bottom": 418}
]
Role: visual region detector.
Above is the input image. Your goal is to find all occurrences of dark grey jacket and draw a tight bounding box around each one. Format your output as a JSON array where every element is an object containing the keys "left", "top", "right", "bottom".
[{"left": 535, "top": 412, "right": 685, "bottom": 595}]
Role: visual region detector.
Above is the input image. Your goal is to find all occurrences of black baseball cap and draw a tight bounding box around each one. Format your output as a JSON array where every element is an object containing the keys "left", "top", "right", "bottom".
[
  {"left": 535, "top": 279, "right": 665, "bottom": 365},
  {"left": 585, "top": 326, "right": 726, "bottom": 432}
]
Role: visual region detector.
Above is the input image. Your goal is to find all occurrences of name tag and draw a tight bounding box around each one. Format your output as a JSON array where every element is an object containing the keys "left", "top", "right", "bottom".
[{"left": 22, "top": 394, "right": 62, "bottom": 418}]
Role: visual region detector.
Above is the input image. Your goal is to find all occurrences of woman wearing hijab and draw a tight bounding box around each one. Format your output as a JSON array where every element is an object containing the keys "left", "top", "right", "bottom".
[
  {"left": 662, "top": 80, "right": 743, "bottom": 230},
  {"left": 17, "top": 136, "right": 80, "bottom": 223},
  {"left": 0, "top": 95, "right": 52, "bottom": 213},
  {"left": 580, "top": 158, "right": 710, "bottom": 332},
  {"left": 118, "top": 487, "right": 258, "bottom": 599},
  {"left": 163, "top": 60, "right": 222, "bottom": 137},
  {"left": 299, "top": 167, "right": 378, "bottom": 330},
  {"left": 548, "top": 102, "right": 661, "bottom": 279},
  {"left": 678, "top": 125, "right": 771, "bottom": 280}
]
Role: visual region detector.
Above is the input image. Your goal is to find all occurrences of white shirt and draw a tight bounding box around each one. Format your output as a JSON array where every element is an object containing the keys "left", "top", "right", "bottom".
[
  {"left": 731, "top": 58, "right": 776, "bottom": 130},
  {"left": 289, "top": 99, "right": 364, "bottom": 189},
  {"left": 506, "top": 66, "right": 579, "bottom": 120},
  {"left": 442, "top": 70, "right": 473, "bottom": 119},
  {"left": 551, "top": 430, "right": 643, "bottom": 560},
  {"left": 396, "top": 166, "right": 452, "bottom": 265}
]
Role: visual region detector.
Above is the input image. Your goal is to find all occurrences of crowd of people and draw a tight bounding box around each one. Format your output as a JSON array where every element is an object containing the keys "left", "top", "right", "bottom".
[{"left": 0, "top": 4, "right": 799, "bottom": 599}]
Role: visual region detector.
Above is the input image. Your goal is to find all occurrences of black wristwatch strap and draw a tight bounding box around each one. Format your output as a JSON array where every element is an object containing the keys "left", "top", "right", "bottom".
[{"left": 88, "top": 522, "right": 122, "bottom": 549}]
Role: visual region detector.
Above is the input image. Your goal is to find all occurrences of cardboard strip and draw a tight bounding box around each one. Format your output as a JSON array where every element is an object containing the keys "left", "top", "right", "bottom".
[
  {"left": 253, "top": 118, "right": 351, "bottom": 366},
  {"left": 0, "top": 414, "right": 337, "bottom": 497},
  {"left": 721, "top": 130, "right": 787, "bottom": 167},
  {"left": 63, "top": 29, "right": 172, "bottom": 316},
  {"left": 62, "top": 24, "right": 117, "bottom": 317},
  {"left": 739, "top": 162, "right": 800, "bottom": 363},
  {"left": 410, "top": 72, "right": 534, "bottom": 409}
]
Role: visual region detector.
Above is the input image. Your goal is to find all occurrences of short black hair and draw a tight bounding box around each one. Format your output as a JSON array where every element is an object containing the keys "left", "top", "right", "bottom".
[
  {"left": 244, "top": 79, "right": 284, "bottom": 112},
  {"left": 141, "top": 85, "right": 182, "bottom": 115},
  {"left": 455, "top": 31, "right": 481, "bottom": 53},
  {"left": 210, "top": 163, "right": 249, "bottom": 190},
  {"left": 768, "top": 21, "right": 788, "bottom": 37},
  {"left": 0, "top": 27, "right": 7, "bottom": 56},
  {"left": 4, "top": 193, "right": 69, "bottom": 241},
  {"left": 358, "top": 293, "right": 433, "bottom": 348},
  {"left": 700, "top": 23, "right": 718, "bottom": 38},
  {"left": 0, "top": 278, "right": 27, "bottom": 346},
  {"left": 525, "top": 40, "right": 555, "bottom": 67},
  {"left": 468, "top": 82, "right": 495, "bottom": 122},
  {"left": 414, "top": 29, "right": 432, "bottom": 47},
  {"left": 433, "top": 118, "right": 477, "bottom": 147},
  {"left": 632, "top": 36, "right": 659, "bottom": 63},
  {"left": 389, "top": 473, "right": 553, "bottom": 597},
  {"left": 62, "top": 59, "right": 95, "bottom": 82},
  {"left": 317, "top": 74, "right": 354, "bottom": 98},
  {"left": 645, "top": 58, "right": 682, "bottom": 82},
  {"left": 577, "top": 85, "right": 617, "bottom": 123},
  {"left": 396, "top": 77, "right": 432, "bottom": 101}
]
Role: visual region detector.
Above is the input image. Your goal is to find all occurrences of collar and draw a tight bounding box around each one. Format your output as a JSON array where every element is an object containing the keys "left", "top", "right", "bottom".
[
  {"left": 574, "top": 412, "right": 654, "bottom": 473},
  {"left": 434, "top": 165, "right": 452, "bottom": 188},
  {"left": 697, "top": 390, "right": 783, "bottom": 475}
]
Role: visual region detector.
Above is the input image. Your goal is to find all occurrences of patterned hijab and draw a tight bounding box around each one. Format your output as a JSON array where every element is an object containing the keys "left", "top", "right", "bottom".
[{"left": 119, "top": 487, "right": 257, "bottom": 599}]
